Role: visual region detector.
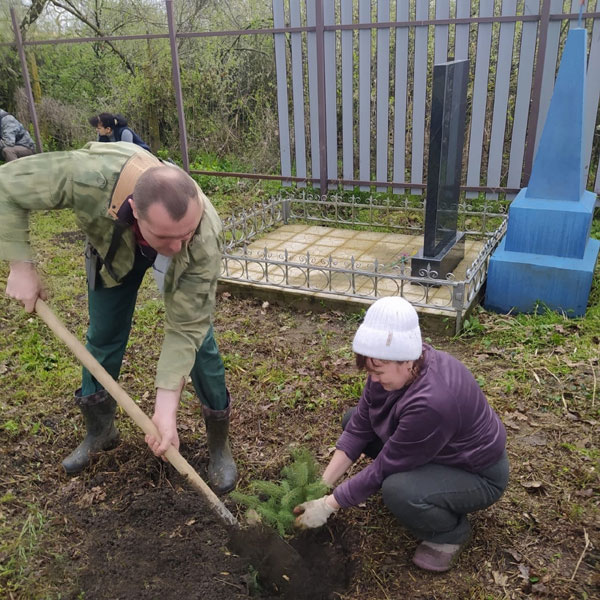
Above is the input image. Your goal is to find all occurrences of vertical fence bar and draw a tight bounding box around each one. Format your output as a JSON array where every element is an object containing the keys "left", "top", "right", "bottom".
[
  {"left": 507, "top": 0, "right": 540, "bottom": 195},
  {"left": 165, "top": 0, "right": 189, "bottom": 172},
  {"left": 522, "top": 0, "right": 557, "bottom": 184},
  {"left": 392, "top": 0, "right": 409, "bottom": 194},
  {"left": 323, "top": 0, "right": 337, "bottom": 183},
  {"left": 376, "top": 0, "right": 390, "bottom": 192},
  {"left": 465, "top": 0, "right": 494, "bottom": 199},
  {"left": 411, "top": 1, "right": 429, "bottom": 196},
  {"left": 434, "top": 0, "right": 450, "bottom": 63},
  {"left": 341, "top": 0, "right": 353, "bottom": 190},
  {"left": 315, "top": 0, "right": 328, "bottom": 194},
  {"left": 272, "top": 0, "right": 292, "bottom": 187},
  {"left": 358, "top": 0, "right": 371, "bottom": 191},
  {"left": 10, "top": 7, "right": 42, "bottom": 153},
  {"left": 454, "top": 1, "right": 470, "bottom": 60},
  {"left": 583, "top": 5, "right": 600, "bottom": 189},
  {"left": 290, "top": 0, "right": 306, "bottom": 187},
  {"left": 486, "top": 0, "right": 518, "bottom": 199},
  {"left": 306, "top": 0, "right": 320, "bottom": 184}
]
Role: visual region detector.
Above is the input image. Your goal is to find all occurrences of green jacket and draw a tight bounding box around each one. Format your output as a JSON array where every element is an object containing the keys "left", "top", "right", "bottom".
[{"left": 0, "top": 142, "right": 223, "bottom": 391}]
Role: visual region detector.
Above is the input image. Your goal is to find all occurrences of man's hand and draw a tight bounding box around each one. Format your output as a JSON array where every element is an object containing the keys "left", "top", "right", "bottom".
[
  {"left": 145, "top": 387, "right": 180, "bottom": 459},
  {"left": 6, "top": 261, "right": 47, "bottom": 312},
  {"left": 293, "top": 495, "right": 339, "bottom": 529}
]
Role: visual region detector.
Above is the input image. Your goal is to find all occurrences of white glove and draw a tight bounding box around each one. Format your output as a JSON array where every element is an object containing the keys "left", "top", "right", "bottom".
[{"left": 294, "top": 496, "right": 337, "bottom": 529}]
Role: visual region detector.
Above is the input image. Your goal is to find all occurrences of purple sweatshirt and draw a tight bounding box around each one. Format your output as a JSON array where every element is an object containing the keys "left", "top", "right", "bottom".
[{"left": 333, "top": 345, "right": 506, "bottom": 508}]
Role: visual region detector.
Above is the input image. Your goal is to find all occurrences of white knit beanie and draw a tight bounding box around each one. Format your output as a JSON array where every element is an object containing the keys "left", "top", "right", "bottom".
[{"left": 352, "top": 296, "right": 422, "bottom": 361}]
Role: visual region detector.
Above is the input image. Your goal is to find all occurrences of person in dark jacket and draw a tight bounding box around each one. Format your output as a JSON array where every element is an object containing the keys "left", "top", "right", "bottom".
[
  {"left": 0, "top": 109, "right": 35, "bottom": 162},
  {"left": 294, "top": 296, "right": 509, "bottom": 572},
  {"left": 89, "top": 112, "right": 151, "bottom": 152}
]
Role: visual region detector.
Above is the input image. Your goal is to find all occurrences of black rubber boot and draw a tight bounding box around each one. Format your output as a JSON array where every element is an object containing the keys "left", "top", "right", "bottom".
[
  {"left": 203, "top": 404, "right": 238, "bottom": 494},
  {"left": 62, "top": 389, "right": 120, "bottom": 474}
]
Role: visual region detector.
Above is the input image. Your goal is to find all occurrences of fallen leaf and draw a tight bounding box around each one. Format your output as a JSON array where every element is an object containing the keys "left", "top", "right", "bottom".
[
  {"left": 492, "top": 570, "right": 508, "bottom": 586},
  {"left": 531, "top": 582, "right": 548, "bottom": 594},
  {"left": 506, "top": 548, "right": 522, "bottom": 562},
  {"left": 521, "top": 480, "right": 545, "bottom": 493},
  {"left": 518, "top": 563, "right": 530, "bottom": 580},
  {"left": 518, "top": 434, "right": 547, "bottom": 447}
]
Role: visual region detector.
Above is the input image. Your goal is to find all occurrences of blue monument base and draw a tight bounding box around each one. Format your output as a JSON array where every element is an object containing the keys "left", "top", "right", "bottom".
[
  {"left": 505, "top": 189, "right": 596, "bottom": 258},
  {"left": 484, "top": 236, "right": 600, "bottom": 317}
]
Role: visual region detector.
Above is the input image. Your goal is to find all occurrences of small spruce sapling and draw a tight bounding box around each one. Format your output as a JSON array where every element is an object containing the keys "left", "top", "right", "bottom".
[{"left": 231, "top": 447, "right": 328, "bottom": 536}]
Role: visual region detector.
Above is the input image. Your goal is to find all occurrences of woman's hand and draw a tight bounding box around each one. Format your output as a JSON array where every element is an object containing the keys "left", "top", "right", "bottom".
[{"left": 293, "top": 495, "right": 340, "bottom": 529}]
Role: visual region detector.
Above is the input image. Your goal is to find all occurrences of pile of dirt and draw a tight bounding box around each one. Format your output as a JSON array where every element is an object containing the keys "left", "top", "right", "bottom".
[{"left": 57, "top": 446, "right": 353, "bottom": 600}]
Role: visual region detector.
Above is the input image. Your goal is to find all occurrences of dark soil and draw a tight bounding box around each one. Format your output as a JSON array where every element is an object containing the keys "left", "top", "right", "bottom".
[{"left": 43, "top": 442, "right": 352, "bottom": 600}]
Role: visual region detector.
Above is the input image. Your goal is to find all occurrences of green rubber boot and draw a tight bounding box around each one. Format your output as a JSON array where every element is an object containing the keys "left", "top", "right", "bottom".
[
  {"left": 62, "top": 389, "right": 120, "bottom": 474},
  {"left": 203, "top": 404, "right": 238, "bottom": 494}
]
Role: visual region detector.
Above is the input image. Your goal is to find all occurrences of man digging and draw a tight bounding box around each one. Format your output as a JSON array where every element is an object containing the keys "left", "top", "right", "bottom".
[{"left": 0, "top": 141, "right": 237, "bottom": 494}]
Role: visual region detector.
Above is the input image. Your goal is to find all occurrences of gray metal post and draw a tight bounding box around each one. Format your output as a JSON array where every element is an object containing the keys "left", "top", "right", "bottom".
[
  {"left": 165, "top": 0, "right": 189, "bottom": 172},
  {"left": 10, "top": 7, "right": 43, "bottom": 153},
  {"left": 315, "top": 0, "right": 328, "bottom": 196}
]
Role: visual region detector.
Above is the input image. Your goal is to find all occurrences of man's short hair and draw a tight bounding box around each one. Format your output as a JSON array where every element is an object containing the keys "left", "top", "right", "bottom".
[{"left": 133, "top": 166, "right": 199, "bottom": 221}]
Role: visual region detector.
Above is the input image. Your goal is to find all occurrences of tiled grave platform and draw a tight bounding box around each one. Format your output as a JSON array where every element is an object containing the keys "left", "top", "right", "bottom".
[
  {"left": 218, "top": 193, "right": 508, "bottom": 333},
  {"left": 220, "top": 223, "right": 489, "bottom": 332}
]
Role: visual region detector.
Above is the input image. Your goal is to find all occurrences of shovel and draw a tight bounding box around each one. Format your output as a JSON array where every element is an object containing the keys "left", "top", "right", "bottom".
[{"left": 34, "top": 299, "right": 310, "bottom": 596}]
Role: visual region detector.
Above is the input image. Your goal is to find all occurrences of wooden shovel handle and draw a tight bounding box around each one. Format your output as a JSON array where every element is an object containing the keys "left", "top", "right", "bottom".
[{"left": 35, "top": 299, "right": 239, "bottom": 529}]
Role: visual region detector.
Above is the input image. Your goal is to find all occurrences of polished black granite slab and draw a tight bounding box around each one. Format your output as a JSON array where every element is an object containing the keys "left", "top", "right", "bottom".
[{"left": 412, "top": 59, "right": 468, "bottom": 280}]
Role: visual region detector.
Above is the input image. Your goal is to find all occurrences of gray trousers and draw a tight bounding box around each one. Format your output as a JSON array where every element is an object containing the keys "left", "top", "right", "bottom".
[
  {"left": 1, "top": 145, "right": 34, "bottom": 162},
  {"left": 342, "top": 408, "right": 509, "bottom": 544}
]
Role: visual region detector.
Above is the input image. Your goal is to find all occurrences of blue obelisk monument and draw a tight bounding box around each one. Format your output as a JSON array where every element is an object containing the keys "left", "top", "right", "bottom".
[{"left": 485, "top": 28, "right": 600, "bottom": 317}]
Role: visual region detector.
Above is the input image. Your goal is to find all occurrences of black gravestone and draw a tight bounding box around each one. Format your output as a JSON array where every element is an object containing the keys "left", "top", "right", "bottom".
[{"left": 411, "top": 59, "right": 469, "bottom": 280}]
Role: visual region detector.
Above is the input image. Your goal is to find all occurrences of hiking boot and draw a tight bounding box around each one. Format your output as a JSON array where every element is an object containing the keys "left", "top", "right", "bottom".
[
  {"left": 62, "top": 389, "right": 120, "bottom": 474},
  {"left": 203, "top": 404, "right": 237, "bottom": 495},
  {"left": 412, "top": 541, "right": 465, "bottom": 572}
]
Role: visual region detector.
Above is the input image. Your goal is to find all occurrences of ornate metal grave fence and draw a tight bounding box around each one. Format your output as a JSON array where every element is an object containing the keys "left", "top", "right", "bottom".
[{"left": 220, "top": 191, "right": 508, "bottom": 333}]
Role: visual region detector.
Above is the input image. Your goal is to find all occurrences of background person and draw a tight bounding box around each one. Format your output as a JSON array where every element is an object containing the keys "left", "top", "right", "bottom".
[
  {"left": 0, "top": 141, "right": 237, "bottom": 495},
  {"left": 0, "top": 109, "right": 35, "bottom": 162},
  {"left": 89, "top": 112, "right": 150, "bottom": 152},
  {"left": 294, "top": 296, "right": 509, "bottom": 572}
]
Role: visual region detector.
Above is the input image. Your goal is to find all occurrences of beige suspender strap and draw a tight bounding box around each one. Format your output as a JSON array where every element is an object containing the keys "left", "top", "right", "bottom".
[{"left": 107, "top": 152, "right": 162, "bottom": 219}]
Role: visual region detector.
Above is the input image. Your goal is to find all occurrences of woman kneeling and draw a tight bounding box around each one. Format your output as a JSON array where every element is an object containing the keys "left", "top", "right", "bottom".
[{"left": 294, "top": 296, "right": 509, "bottom": 572}]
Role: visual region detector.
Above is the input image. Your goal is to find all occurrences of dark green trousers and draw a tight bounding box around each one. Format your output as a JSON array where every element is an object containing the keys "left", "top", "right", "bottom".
[{"left": 82, "top": 249, "right": 228, "bottom": 410}]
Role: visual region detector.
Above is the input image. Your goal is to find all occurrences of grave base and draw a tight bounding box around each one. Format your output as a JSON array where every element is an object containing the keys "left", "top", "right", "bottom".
[
  {"left": 411, "top": 232, "right": 466, "bottom": 280},
  {"left": 484, "top": 236, "right": 600, "bottom": 317}
]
